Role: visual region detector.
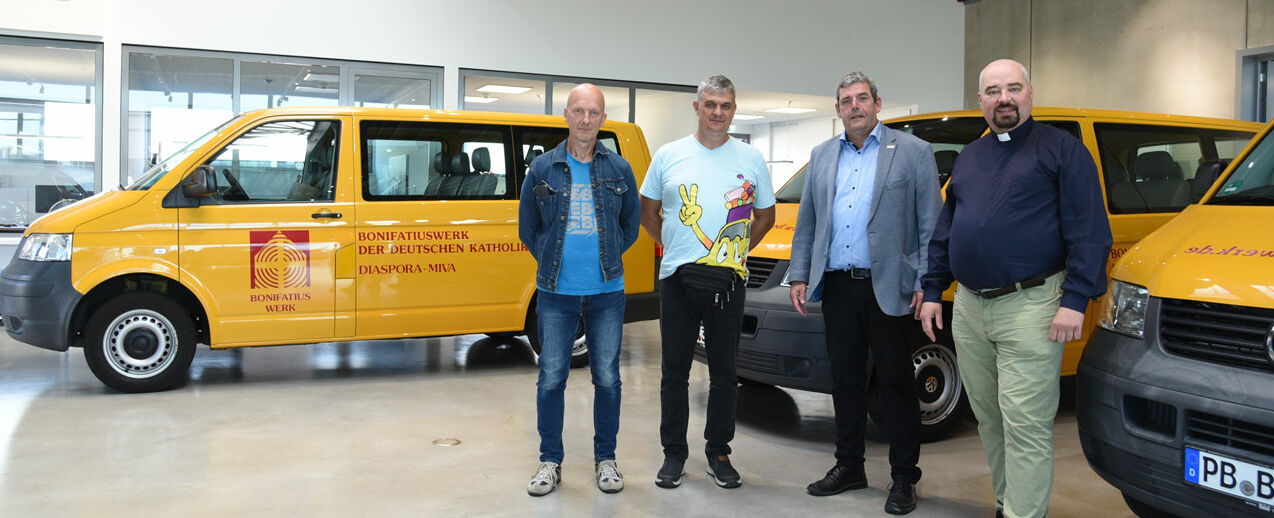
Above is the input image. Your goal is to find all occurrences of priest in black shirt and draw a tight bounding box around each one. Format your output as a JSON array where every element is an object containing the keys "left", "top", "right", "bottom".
[{"left": 918, "top": 59, "right": 1112, "bottom": 518}]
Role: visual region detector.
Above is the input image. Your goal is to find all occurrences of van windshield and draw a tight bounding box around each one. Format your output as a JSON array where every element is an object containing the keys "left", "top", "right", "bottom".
[
  {"left": 772, "top": 116, "right": 987, "bottom": 203},
  {"left": 1210, "top": 132, "right": 1274, "bottom": 206},
  {"left": 125, "top": 117, "right": 235, "bottom": 191}
]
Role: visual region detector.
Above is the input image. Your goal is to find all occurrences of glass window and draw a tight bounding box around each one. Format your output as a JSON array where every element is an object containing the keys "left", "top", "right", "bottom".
[
  {"left": 361, "top": 121, "right": 513, "bottom": 200},
  {"left": 1095, "top": 123, "right": 1257, "bottom": 213},
  {"left": 203, "top": 120, "right": 340, "bottom": 203},
  {"left": 511, "top": 127, "right": 621, "bottom": 193},
  {"left": 552, "top": 82, "right": 631, "bottom": 122},
  {"left": 462, "top": 75, "right": 545, "bottom": 114},
  {"left": 126, "top": 52, "right": 233, "bottom": 185},
  {"left": 1212, "top": 133, "right": 1274, "bottom": 206},
  {"left": 123, "top": 47, "right": 442, "bottom": 191},
  {"left": 0, "top": 39, "right": 100, "bottom": 228},
  {"left": 241, "top": 61, "right": 339, "bottom": 111},
  {"left": 887, "top": 115, "right": 988, "bottom": 188},
  {"left": 354, "top": 74, "right": 432, "bottom": 109}
]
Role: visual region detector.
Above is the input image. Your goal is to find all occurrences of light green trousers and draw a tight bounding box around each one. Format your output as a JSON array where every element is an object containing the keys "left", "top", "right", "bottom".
[{"left": 952, "top": 272, "right": 1065, "bottom": 518}]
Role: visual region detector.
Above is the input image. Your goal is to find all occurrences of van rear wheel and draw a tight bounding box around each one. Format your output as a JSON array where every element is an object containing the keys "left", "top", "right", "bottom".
[
  {"left": 84, "top": 293, "right": 197, "bottom": 393},
  {"left": 523, "top": 302, "right": 590, "bottom": 369}
]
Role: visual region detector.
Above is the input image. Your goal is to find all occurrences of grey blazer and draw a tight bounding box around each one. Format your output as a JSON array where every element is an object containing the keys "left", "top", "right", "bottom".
[{"left": 788, "top": 125, "right": 943, "bottom": 316}]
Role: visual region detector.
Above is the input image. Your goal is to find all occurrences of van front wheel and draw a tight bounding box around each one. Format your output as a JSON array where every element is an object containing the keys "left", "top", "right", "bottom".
[
  {"left": 84, "top": 293, "right": 197, "bottom": 393},
  {"left": 867, "top": 340, "right": 967, "bottom": 443}
]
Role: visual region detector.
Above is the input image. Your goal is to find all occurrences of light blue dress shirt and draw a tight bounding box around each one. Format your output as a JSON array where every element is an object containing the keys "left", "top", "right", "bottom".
[{"left": 826, "top": 122, "right": 882, "bottom": 271}]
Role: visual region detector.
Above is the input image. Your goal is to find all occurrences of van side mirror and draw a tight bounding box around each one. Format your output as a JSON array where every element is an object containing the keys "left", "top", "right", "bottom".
[
  {"left": 182, "top": 165, "right": 219, "bottom": 198},
  {"left": 1191, "top": 160, "right": 1227, "bottom": 202}
]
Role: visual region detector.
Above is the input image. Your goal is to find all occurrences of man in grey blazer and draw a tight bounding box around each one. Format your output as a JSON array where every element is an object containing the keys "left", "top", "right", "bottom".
[{"left": 787, "top": 71, "right": 942, "bottom": 516}]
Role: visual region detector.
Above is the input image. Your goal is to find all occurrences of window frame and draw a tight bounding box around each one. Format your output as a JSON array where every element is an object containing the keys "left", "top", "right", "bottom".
[
  {"left": 359, "top": 120, "right": 518, "bottom": 202},
  {"left": 199, "top": 118, "right": 342, "bottom": 205}
]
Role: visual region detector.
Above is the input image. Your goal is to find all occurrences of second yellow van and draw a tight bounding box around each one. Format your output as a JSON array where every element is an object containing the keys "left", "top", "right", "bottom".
[
  {"left": 0, "top": 107, "right": 657, "bottom": 392},
  {"left": 720, "top": 107, "right": 1264, "bottom": 441}
]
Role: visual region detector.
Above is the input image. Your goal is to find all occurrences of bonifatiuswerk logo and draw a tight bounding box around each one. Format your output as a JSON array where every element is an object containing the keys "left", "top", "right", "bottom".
[{"left": 250, "top": 230, "right": 310, "bottom": 289}]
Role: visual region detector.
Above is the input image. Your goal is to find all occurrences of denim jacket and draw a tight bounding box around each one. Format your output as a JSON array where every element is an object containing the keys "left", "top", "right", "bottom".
[{"left": 518, "top": 140, "right": 641, "bottom": 292}]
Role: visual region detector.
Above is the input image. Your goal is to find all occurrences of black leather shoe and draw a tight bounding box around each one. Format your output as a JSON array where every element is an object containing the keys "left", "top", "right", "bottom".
[
  {"left": 806, "top": 464, "right": 868, "bottom": 496},
  {"left": 884, "top": 480, "right": 917, "bottom": 515}
]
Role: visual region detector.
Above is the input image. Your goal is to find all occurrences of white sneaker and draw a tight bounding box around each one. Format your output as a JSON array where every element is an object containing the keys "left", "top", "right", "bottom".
[
  {"left": 596, "top": 459, "right": 624, "bottom": 493},
  {"left": 527, "top": 462, "right": 561, "bottom": 496}
]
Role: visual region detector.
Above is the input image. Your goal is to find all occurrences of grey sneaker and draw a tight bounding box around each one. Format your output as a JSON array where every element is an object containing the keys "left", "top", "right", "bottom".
[
  {"left": 527, "top": 461, "right": 561, "bottom": 496},
  {"left": 656, "top": 456, "right": 685, "bottom": 488},
  {"left": 706, "top": 455, "right": 742, "bottom": 488},
  {"left": 595, "top": 460, "right": 624, "bottom": 493}
]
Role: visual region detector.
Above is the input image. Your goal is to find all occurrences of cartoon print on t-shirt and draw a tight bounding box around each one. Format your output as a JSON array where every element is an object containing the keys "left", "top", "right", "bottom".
[{"left": 677, "top": 175, "right": 756, "bottom": 273}]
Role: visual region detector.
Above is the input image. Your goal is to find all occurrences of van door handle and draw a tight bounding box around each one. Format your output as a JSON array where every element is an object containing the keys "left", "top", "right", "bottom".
[{"left": 311, "top": 212, "right": 343, "bottom": 219}]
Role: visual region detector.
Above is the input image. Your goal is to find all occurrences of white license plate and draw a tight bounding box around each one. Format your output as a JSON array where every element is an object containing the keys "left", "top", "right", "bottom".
[{"left": 1185, "top": 446, "right": 1274, "bottom": 508}]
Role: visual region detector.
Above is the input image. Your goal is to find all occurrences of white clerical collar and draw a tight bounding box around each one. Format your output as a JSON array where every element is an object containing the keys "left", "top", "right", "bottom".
[{"left": 996, "top": 132, "right": 1011, "bottom": 142}]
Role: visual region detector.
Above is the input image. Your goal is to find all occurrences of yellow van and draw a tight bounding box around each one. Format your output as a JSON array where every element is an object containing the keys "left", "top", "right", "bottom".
[
  {"left": 723, "top": 107, "right": 1264, "bottom": 441},
  {"left": 0, "top": 107, "right": 657, "bottom": 392},
  {"left": 1076, "top": 119, "right": 1274, "bottom": 517}
]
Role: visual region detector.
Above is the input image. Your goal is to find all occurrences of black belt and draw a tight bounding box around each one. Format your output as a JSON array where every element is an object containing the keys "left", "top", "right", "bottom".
[
  {"left": 828, "top": 267, "right": 871, "bottom": 280},
  {"left": 968, "top": 268, "right": 1063, "bottom": 299}
]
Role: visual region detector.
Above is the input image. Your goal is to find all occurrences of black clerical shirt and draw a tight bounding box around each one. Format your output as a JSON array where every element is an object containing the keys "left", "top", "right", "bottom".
[{"left": 921, "top": 117, "right": 1112, "bottom": 312}]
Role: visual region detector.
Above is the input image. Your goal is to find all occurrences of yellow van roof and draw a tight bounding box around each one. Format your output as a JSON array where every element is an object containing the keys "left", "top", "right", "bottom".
[
  {"left": 886, "top": 106, "right": 1264, "bottom": 129},
  {"left": 237, "top": 106, "right": 639, "bottom": 130}
]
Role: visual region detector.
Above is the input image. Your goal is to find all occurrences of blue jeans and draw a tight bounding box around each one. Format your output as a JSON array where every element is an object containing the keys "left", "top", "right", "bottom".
[{"left": 536, "top": 289, "right": 625, "bottom": 464}]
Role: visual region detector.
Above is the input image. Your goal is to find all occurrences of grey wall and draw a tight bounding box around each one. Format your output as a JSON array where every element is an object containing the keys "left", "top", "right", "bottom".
[{"left": 964, "top": 0, "right": 1274, "bottom": 118}]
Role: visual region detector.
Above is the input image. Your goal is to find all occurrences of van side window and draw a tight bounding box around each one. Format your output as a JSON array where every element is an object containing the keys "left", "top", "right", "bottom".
[
  {"left": 1095, "top": 123, "right": 1256, "bottom": 214},
  {"left": 204, "top": 120, "right": 340, "bottom": 204},
  {"left": 361, "top": 121, "right": 514, "bottom": 200},
  {"left": 511, "top": 127, "right": 621, "bottom": 193}
]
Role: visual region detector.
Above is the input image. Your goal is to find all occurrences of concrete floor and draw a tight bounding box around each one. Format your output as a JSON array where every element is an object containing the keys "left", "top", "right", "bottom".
[{"left": 0, "top": 320, "right": 1133, "bottom": 517}]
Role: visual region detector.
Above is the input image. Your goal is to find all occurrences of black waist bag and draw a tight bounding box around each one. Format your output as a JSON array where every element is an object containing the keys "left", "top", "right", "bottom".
[{"left": 677, "top": 263, "right": 738, "bottom": 308}]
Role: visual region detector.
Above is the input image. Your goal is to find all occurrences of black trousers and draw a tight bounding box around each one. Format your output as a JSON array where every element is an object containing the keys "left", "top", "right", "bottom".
[
  {"left": 821, "top": 271, "right": 922, "bottom": 484},
  {"left": 658, "top": 270, "right": 746, "bottom": 460}
]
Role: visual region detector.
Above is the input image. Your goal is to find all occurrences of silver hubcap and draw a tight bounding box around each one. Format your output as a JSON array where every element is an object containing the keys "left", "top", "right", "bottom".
[
  {"left": 913, "top": 343, "right": 962, "bottom": 426},
  {"left": 103, "top": 309, "right": 176, "bottom": 379},
  {"left": 571, "top": 335, "right": 588, "bottom": 357}
]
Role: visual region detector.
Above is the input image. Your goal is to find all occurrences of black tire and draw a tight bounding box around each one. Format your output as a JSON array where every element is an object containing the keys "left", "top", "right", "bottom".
[
  {"left": 868, "top": 339, "right": 968, "bottom": 443},
  {"left": 83, "top": 292, "right": 197, "bottom": 393},
  {"left": 1122, "top": 492, "right": 1181, "bottom": 518},
  {"left": 739, "top": 377, "right": 773, "bottom": 388},
  {"left": 523, "top": 302, "right": 589, "bottom": 369}
]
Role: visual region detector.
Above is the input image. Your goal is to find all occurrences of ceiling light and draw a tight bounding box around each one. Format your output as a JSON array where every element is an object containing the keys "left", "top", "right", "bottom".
[
  {"left": 464, "top": 96, "right": 499, "bottom": 104},
  {"left": 476, "top": 84, "right": 532, "bottom": 94},
  {"left": 765, "top": 107, "right": 816, "bottom": 114},
  {"left": 303, "top": 72, "right": 340, "bottom": 82},
  {"left": 732, "top": 114, "right": 764, "bottom": 120}
]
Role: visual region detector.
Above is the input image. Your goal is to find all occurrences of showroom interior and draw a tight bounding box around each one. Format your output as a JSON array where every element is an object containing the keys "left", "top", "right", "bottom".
[{"left": 2, "top": 0, "right": 1274, "bottom": 516}]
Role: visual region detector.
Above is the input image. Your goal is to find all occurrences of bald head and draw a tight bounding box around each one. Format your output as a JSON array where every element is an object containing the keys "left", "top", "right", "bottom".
[
  {"left": 567, "top": 83, "right": 606, "bottom": 113},
  {"left": 564, "top": 83, "right": 607, "bottom": 155},
  {"left": 977, "top": 59, "right": 1034, "bottom": 132},
  {"left": 978, "top": 59, "right": 1031, "bottom": 91}
]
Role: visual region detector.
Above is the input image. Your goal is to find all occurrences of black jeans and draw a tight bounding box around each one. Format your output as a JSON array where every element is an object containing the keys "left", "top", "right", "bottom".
[
  {"left": 821, "top": 271, "right": 922, "bottom": 484},
  {"left": 658, "top": 270, "right": 746, "bottom": 460}
]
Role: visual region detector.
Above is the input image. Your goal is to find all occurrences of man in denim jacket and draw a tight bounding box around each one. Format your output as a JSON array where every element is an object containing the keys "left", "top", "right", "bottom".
[{"left": 518, "top": 84, "right": 641, "bottom": 496}]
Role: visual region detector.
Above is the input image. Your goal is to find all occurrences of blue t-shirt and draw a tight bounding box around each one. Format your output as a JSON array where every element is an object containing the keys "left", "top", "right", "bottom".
[
  {"left": 639, "top": 135, "right": 776, "bottom": 280},
  {"left": 551, "top": 153, "right": 625, "bottom": 295}
]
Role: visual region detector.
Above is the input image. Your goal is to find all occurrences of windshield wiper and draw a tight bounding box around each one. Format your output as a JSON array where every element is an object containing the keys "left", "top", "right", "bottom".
[{"left": 1211, "top": 191, "right": 1274, "bottom": 205}]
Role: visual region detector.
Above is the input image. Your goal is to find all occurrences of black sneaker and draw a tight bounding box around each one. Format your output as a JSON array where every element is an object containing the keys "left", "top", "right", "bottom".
[
  {"left": 655, "top": 456, "right": 685, "bottom": 488},
  {"left": 706, "top": 455, "right": 742, "bottom": 488}
]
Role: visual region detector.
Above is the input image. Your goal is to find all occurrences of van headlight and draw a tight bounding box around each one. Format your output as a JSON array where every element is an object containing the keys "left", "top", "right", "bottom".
[
  {"left": 18, "top": 233, "right": 73, "bottom": 262},
  {"left": 1098, "top": 280, "right": 1149, "bottom": 338}
]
